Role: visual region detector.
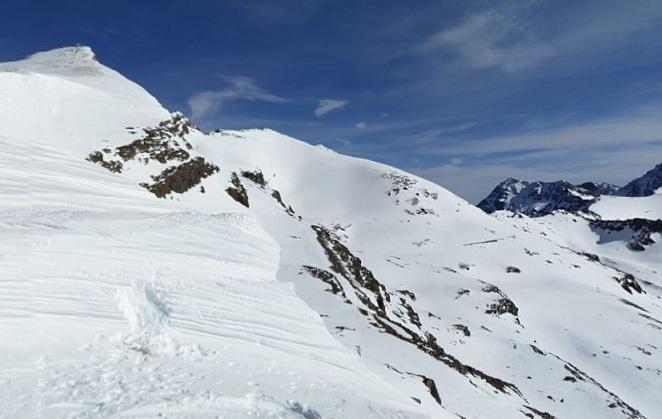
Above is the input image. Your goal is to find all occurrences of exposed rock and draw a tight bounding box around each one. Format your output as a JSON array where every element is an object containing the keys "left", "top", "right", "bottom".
[
  {"left": 301, "top": 265, "right": 348, "bottom": 301},
  {"left": 226, "top": 172, "right": 249, "bottom": 207},
  {"left": 86, "top": 150, "right": 123, "bottom": 173},
  {"left": 482, "top": 283, "right": 520, "bottom": 319},
  {"left": 240, "top": 169, "right": 267, "bottom": 187},
  {"left": 452, "top": 324, "right": 470, "bottom": 337},
  {"left": 141, "top": 157, "right": 218, "bottom": 198},
  {"left": 271, "top": 190, "right": 297, "bottom": 217}
]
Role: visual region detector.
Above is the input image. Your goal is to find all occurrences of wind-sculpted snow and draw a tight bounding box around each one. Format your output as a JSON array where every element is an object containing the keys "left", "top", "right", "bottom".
[
  {"left": 0, "top": 136, "right": 423, "bottom": 418},
  {"left": 3, "top": 47, "right": 662, "bottom": 419}
]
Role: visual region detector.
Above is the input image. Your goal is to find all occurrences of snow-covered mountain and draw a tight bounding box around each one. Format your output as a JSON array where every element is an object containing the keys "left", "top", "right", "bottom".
[
  {"left": 478, "top": 179, "right": 619, "bottom": 217},
  {"left": 616, "top": 164, "right": 662, "bottom": 197},
  {"left": 3, "top": 46, "right": 662, "bottom": 419},
  {"left": 478, "top": 166, "right": 662, "bottom": 253}
]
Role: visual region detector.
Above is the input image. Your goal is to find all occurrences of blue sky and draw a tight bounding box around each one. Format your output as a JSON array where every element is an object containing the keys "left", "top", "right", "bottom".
[{"left": 3, "top": 0, "right": 662, "bottom": 202}]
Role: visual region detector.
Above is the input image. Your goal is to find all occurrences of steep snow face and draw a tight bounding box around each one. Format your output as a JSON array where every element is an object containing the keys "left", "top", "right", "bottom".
[
  {"left": 616, "top": 163, "right": 662, "bottom": 197},
  {"left": 478, "top": 179, "right": 618, "bottom": 217},
  {"left": 4, "top": 47, "right": 662, "bottom": 419}
]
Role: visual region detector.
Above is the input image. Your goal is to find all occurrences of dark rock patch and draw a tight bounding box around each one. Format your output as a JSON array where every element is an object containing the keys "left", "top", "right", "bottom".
[
  {"left": 116, "top": 113, "right": 194, "bottom": 163},
  {"left": 452, "top": 324, "right": 471, "bottom": 337},
  {"left": 422, "top": 376, "right": 442, "bottom": 405},
  {"left": 580, "top": 252, "right": 600, "bottom": 262},
  {"left": 240, "top": 169, "right": 267, "bottom": 187},
  {"left": 141, "top": 157, "right": 218, "bottom": 198},
  {"left": 271, "top": 190, "right": 297, "bottom": 217},
  {"left": 530, "top": 345, "right": 546, "bottom": 356},
  {"left": 397, "top": 289, "right": 417, "bottom": 301},
  {"left": 301, "top": 265, "right": 348, "bottom": 301},
  {"left": 86, "top": 150, "right": 123, "bottom": 173},
  {"left": 522, "top": 405, "right": 556, "bottom": 419},
  {"left": 482, "top": 283, "right": 520, "bottom": 318},
  {"left": 226, "top": 172, "right": 249, "bottom": 207},
  {"left": 614, "top": 273, "right": 644, "bottom": 295}
]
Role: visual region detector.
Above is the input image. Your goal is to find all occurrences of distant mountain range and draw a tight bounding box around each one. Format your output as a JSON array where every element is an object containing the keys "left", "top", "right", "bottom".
[{"left": 478, "top": 165, "right": 662, "bottom": 217}]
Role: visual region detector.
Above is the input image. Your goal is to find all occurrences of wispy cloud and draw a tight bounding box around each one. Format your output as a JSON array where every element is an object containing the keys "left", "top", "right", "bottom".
[
  {"left": 410, "top": 104, "right": 662, "bottom": 202},
  {"left": 188, "top": 75, "right": 288, "bottom": 120},
  {"left": 314, "top": 98, "right": 349, "bottom": 117},
  {"left": 415, "top": 1, "right": 662, "bottom": 74},
  {"left": 415, "top": 105, "right": 662, "bottom": 157},
  {"left": 417, "top": 6, "right": 552, "bottom": 72},
  {"left": 355, "top": 121, "right": 367, "bottom": 129}
]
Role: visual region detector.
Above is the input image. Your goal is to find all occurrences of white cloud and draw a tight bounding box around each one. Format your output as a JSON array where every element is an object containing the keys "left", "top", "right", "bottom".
[
  {"left": 416, "top": 1, "right": 662, "bottom": 74},
  {"left": 355, "top": 121, "right": 367, "bottom": 129},
  {"left": 188, "top": 75, "right": 288, "bottom": 120},
  {"left": 314, "top": 99, "right": 349, "bottom": 117},
  {"left": 418, "top": 7, "right": 553, "bottom": 72},
  {"left": 335, "top": 138, "right": 352, "bottom": 148}
]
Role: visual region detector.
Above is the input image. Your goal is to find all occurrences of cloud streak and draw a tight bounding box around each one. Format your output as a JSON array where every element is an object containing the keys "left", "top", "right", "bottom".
[
  {"left": 415, "top": 105, "right": 662, "bottom": 157},
  {"left": 188, "top": 75, "right": 288, "bottom": 120},
  {"left": 314, "top": 98, "right": 349, "bottom": 117}
]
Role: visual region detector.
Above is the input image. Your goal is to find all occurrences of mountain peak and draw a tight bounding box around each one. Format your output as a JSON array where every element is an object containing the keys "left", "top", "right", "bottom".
[
  {"left": 28, "top": 45, "right": 97, "bottom": 62},
  {"left": 0, "top": 45, "right": 169, "bottom": 152},
  {"left": 476, "top": 178, "right": 530, "bottom": 213},
  {"left": 0, "top": 45, "right": 101, "bottom": 77}
]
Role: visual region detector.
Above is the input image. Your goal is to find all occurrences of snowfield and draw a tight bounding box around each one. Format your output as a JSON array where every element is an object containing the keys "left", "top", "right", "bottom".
[
  {"left": 590, "top": 194, "right": 662, "bottom": 221},
  {"left": 2, "top": 46, "right": 662, "bottom": 419}
]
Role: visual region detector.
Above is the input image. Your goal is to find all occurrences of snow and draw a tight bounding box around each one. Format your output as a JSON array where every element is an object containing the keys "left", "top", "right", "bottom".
[
  {"left": 0, "top": 46, "right": 169, "bottom": 151},
  {"left": 3, "top": 46, "right": 662, "bottom": 419},
  {"left": 591, "top": 194, "right": 662, "bottom": 220},
  {"left": 0, "top": 136, "right": 422, "bottom": 418}
]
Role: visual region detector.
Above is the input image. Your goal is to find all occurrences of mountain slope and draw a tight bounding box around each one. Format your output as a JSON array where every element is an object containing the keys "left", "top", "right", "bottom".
[
  {"left": 0, "top": 48, "right": 423, "bottom": 419},
  {"left": 3, "top": 46, "right": 662, "bottom": 419},
  {"left": 616, "top": 164, "right": 662, "bottom": 197}
]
